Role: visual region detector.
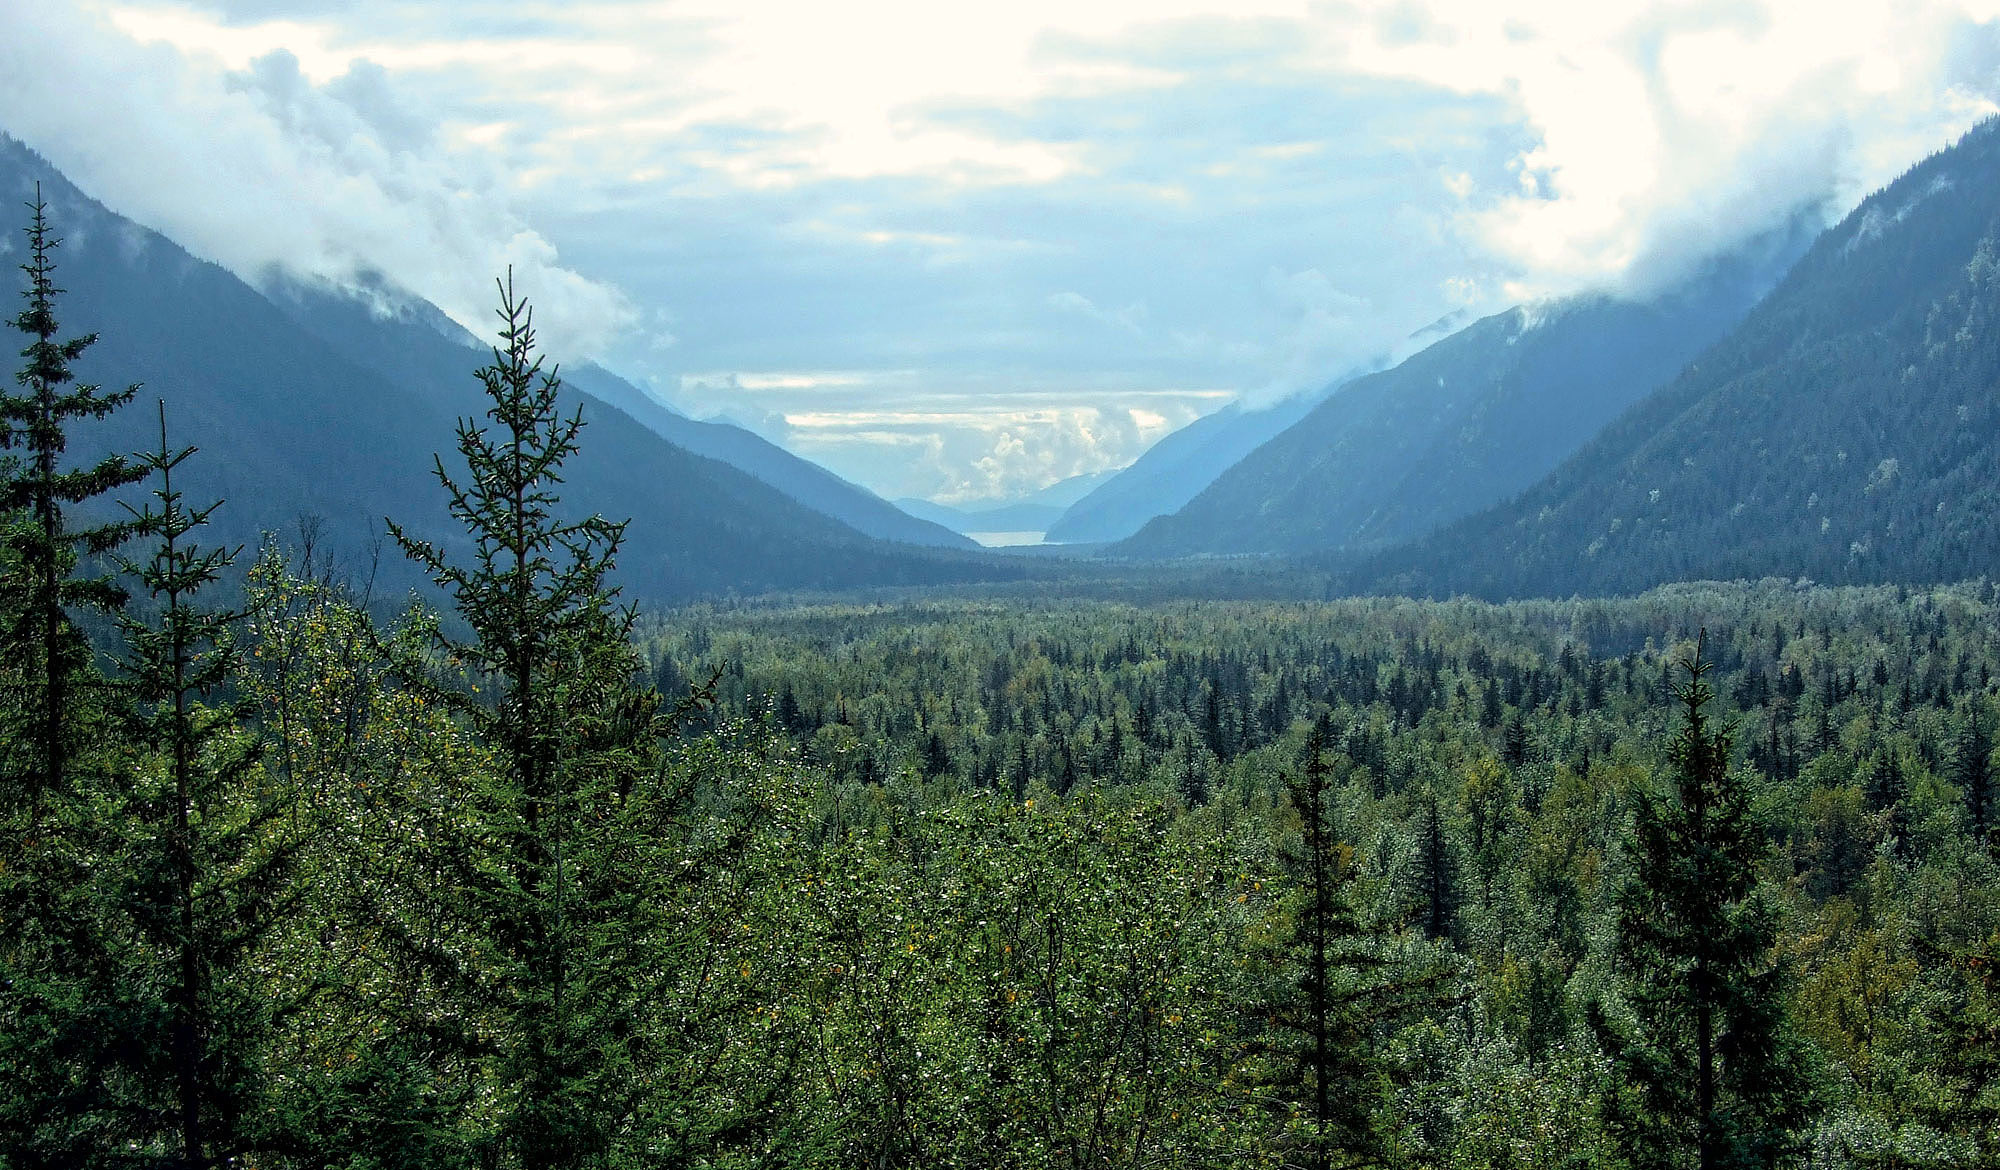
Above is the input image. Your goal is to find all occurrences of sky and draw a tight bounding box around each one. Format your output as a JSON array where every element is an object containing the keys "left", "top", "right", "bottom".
[{"left": 3, "top": 1, "right": 1999, "bottom": 504}]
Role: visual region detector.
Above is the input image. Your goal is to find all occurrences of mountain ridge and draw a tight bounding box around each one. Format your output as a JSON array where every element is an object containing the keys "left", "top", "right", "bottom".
[
  {"left": 1044, "top": 393, "right": 1327, "bottom": 544},
  {"left": 1112, "top": 211, "right": 1820, "bottom": 559},
  {"left": 0, "top": 134, "right": 1013, "bottom": 601},
  {"left": 1352, "top": 118, "right": 2000, "bottom": 598}
]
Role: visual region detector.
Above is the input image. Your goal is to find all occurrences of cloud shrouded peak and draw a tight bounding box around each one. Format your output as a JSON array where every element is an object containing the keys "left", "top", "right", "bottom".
[
  {"left": 0, "top": 1, "right": 633, "bottom": 356},
  {"left": 4, "top": 0, "right": 1998, "bottom": 501}
]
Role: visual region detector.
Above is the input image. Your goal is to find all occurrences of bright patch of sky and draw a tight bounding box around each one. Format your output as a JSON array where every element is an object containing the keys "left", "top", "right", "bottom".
[{"left": 4, "top": 0, "right": 1999, "bottom": 501}]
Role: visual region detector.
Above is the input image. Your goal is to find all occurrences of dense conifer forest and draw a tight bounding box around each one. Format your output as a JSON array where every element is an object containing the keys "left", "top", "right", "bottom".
[{"left": 4, "top": 196, "right": 1999, "bottom": 1169}]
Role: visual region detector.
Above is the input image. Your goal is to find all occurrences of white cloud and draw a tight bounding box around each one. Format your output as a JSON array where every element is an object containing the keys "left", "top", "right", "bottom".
[
  {"left": 756, "top": 381, "right": 1225, "bottom": 501},
  {"left": 1324, "top": 0, "right": 2000, "bottom": 296},
  {"left": 7, "top": 0, "right": 2000, "bottom": 501},
  {"left": 0, "top": 1, "right": 634, "bottom": 356},
  {"left": 1047, "top": 290, "right": 1147, "bottom": 334}
]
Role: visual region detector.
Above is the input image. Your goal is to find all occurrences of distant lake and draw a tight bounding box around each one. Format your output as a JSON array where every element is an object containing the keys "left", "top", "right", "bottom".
[{"left": 967, "top": 531, "right": 1045, "bottom": 547}]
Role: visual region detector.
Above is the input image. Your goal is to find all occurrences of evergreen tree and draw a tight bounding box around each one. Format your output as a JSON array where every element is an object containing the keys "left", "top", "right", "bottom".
[
  {"left": 1502, "top": 711, "right": 1529, "bottom": 768},
  {"left": 1274, "top": 724, "right": 1363, "bottom": 1169},
  {"left": 1461, "top": 756, "right": 1515, "bottom": 923},
  {"left": 1952, "top": 701, "right": 1993, "bottom": 844},
  {"left": 1862, "top": 751, "right": 1905, "bottom": 814},
  {"left": 1259, "top": 726, "right": 1449, "bottom": 1169},
  {"left": 0, "top": 190, "right": 148, "bottom": 1164},
  {"left": 1595, "top": 632, "right": 1810, "bottom": 1170},
  {"left": 0, "top": 188, "right": 144, "bottom": 815},
  {"left": 922, "top": 728, "right": 951, "bottom": 778},
  {"left": 116, "top": 403, "right": 289, "bottom": 1166},
  {"left": 390, "top": 275, "right": 667, "bottom": 1169},
  {"left": 1918, "top": 931, "right": 2000, "bottom": 1166},
  {"left": 1176, "top": 739, "right": 1209, "bottom": 807},
  {"left": 1410, "top": 786, "right": 1460, "bottom": 942}
]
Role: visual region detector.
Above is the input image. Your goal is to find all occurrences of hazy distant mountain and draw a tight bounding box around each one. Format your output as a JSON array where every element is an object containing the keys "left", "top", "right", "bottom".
[
  {"left": 0, "top": 135, "right": 1012, "bottom": 601},
  {"left": 1115, "top": 215, "right": 1818, "bottom": 559},
  {"left": 1361, "top": 118, "right": 2000, "bottom": 598},
  {"left": 257, "top": 273, "right": 973, "bottom": 551},
  {"left": 559, "top": 366, "right": 976, "bottom": 550},
  {"left": 1044, "top": 395, "right": 1324, "bottom": 544},
  {"left": 898, "top": 469, "right": 1120, "bottom": 535}
]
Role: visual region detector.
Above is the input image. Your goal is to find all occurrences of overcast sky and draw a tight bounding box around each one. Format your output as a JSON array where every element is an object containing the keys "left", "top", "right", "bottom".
[{"left": 4, "top": 1, "right": 1999, "bottom": 502}]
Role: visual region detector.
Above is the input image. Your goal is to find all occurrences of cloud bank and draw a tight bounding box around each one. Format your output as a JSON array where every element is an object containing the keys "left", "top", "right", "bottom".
[{"left": 0, "top": 1, "right": 634, "bottom": 356}]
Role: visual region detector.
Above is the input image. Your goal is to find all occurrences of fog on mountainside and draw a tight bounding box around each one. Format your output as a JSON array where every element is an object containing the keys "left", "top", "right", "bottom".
[
  {"left": 1358, "top": 117, "right": 2000, "bottom": 600},
  {"left": 0, "top": 135, "right": 1013, "bottom": 601}
]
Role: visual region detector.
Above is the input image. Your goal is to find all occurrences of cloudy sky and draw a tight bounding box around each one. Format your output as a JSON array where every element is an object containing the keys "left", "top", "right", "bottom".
[{"left": 4, "top": 1, "right": 1999, "bottom": 503}]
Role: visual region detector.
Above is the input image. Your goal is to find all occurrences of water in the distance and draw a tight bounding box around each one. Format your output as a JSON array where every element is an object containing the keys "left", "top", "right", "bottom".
[{"left": 967, "top": 531, "right": 1045, "bottom": 547}]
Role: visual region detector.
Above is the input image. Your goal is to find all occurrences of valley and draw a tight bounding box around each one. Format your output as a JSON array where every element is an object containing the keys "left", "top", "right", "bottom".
[{"left": 3, "top": 53, "right": 2000, "bottom": 1170}]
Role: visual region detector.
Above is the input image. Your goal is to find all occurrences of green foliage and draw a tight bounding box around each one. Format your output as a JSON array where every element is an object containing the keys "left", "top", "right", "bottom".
[
  {"left": 1254, "top": 727, "right": 1456, "bottom": 1169},
  {"left": 1595, "top": 633, "right": 1812, "bottom": 1169},
  {"left": 387, "top": 275, "right": 668, "bottom": 1169},
  {"left": 4, "top": 194, "right": 2000, "bottom": 1167},
  {"left": 114, "top": 402, "right": 290, "bottom": 1167},
  {"left": 0, "top": 187, "right": 144, "bottom": 812},
  {"left": 0, "top": 190, "right": 149, "bottom": 1165}
]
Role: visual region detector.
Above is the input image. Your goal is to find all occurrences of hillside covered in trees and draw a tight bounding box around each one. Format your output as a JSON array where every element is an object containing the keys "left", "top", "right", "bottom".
[
  {"left": 1355, "top": 119, "right": 2000, "bottom": 598},
  {"left": 1116, "top": 215, "right": 1815, "bottom": 559}
]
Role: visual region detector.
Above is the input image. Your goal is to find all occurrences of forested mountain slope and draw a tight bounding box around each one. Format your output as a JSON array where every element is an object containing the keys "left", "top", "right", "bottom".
[
  {"left": 1117, "top": 218, "right": 1816, "bottom": 558},
  {"left": 0, "top": 135, "right": 1009, "bottom": 599},
  {"left": 1363, "top": 117, "right": 2000, "bottom": 599},
  {"left": 261, "top": 274, "right": 974, "bottom": 550}
]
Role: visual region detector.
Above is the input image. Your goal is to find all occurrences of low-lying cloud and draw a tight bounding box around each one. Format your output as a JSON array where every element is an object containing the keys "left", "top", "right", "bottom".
[
  {"left": 1331, "top": 2, "right": 2000, "bottom": 300},
  {"left": 0, "top": 2, "right": 634, "bottom": 357},
  {"left": 686, "top": 376, "right": 1225, "bottom": 502}
]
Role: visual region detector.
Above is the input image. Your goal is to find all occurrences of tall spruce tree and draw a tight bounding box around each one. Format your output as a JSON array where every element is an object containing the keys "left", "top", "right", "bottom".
[
  {"left": 0, "top": 187, "right": 144, "bottom": 815},
  {"left": 1595, "top": 632, "right": 1811, "bottom": 1170},
  {"left": 1410, "top": 785, "right": 1460, "bottom": 942},
  {"left": 116, "top": 403, "right": 290, "bottom": 1167},
  {"left": 1953, "top": 701, "right": 1993, "bottom": 845},
  {"left": 0, "top": 190, "right": 148, "bottom": 1164},
  {"left": 390, "top": 274, "right": 666, "bottom": 1170},
  {"left": 1260, "top": 725, "right": 1450, "bottom": 1170}
]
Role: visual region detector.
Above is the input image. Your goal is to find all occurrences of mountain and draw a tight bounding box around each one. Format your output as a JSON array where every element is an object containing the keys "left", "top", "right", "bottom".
[
  {"left": 0, "top": 135, "right": 1012, "bottom": 601},
  {"left": 559, "top": 366, "right": 975, "bottom": 549},
  {"left": 1114, "top": 215, "right": 1818, "bottom": 559},
  {"left": 1360, "top": 118, "right": 2000, "bottom": 599},
  {"left": 1044, "top": 395, "right": 1325, "bottom": 544},
  {"left": 898, "top": 497, "right": 1062, "bottom": 535},
  {"left": 257, "top": 274, "right": 974, "bottom": 551},
  {"left": 896, "top": 470, "right": 1120, "bottom": 536}
]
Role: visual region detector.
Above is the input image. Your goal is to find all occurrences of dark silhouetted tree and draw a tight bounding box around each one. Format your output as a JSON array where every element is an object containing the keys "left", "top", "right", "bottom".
[
  {"left": 0, "top": 189, "right": 148, "bottom": 1164},
  {"left": 1596, "top": 632, "right": 1811, "bottom": 1170},
  {"left": 1411, "top": 786, "right": 1460, "bottom": 942},
  {"left": 117, "top": 402, "right": 288, "bottom": 1167},
  {"left": 391, "top": 274, "right": 666, "bottom": 1170},
  {"left": 1953, "top": 702, "right": 1993, "bottom": 844},
  {"left": 1259, "top": 725, "right": 1451, "bottom": 1169}
]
